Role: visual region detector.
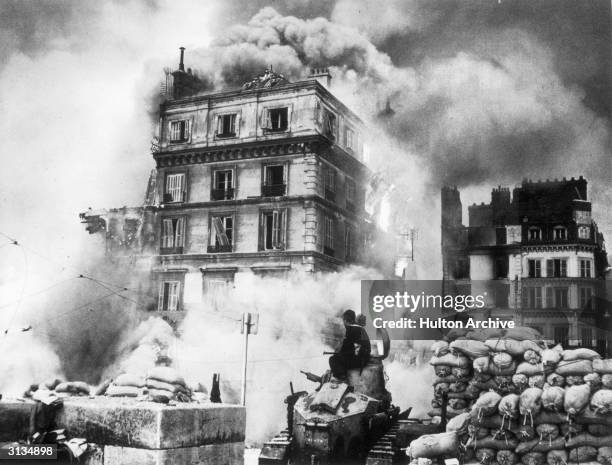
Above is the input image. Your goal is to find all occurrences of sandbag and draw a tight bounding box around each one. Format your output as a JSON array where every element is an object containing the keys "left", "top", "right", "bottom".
[
  {"left": 434, "top": 375, "right": 458, "bottom": 385},
  {"left": 431, "top": 353, "right": 470, "bottom": 368},
  {"left": 563, "top": 348, "right": 601, "bottom": 362},
  {"left": 427, "top": 407, "right": 467, "bottom": 418},
  {"left": 466, "top": 328, "right": 505, "bottom": 342},
  {"left": 569, "top": 447, "right": 598, "bottom": 462},
  {"left": 475, "top": 373, "right": 493, "bottom": 383},
  {"left": 55, "top": 381, "right": 90, "bottom": 395},
  {"left": 516, "top": 439, "right": 565, "bottom": 454},
  {"left": 486, "top": 362, "right": 517, "bottom": 377},
  {"left": 587, "top": 424, "right": 608, "bottom": 436},
  {"left": 498, "top": 393, "right": 520, "bottom": 419},
  {"left": 468, "top": 424, "right": 490, "bottom": 440},
  {"left": 566, "top": 375, "right": 585, "bottom": 386},
  {"left": 449, "top": 398, "right": 468, "bottom": 410},
  {"left": 493, "top": 352, "right": 514, "bottom": 369},
  {"left": 105, "top": 384, "right": 139, "bottom": 397},
  {"left": 529, "top": 375, "right": 546, "bottom": 389},
  {"left": 585, "top": 373, "right": 602, "bottom": 390},
  {"left": 474, "top": 357, "right": 491, "bottom": 374},
  {"left": 450, "top": 339, "right": 491, "bottom": 359},
  {"left": 495, "top": 376, "right": 516, "bottom": 393},
  {"left": 598, "top": 447, "right": 612, "bottom": 465},
  {"left": 486, "top": 338, "right": 543, "bottom": 357},
  {"left": 446, "top": 412, "right": 471, "bottom": 435},
  {"left": 147, "top": 388, "right": 173, "bottom": 402},
  {"left": 593, "top": 359, "right": 612, "bottom": 375},
  {"left": 408, "top": 431, "right": 459, "bottom": 459},
  {"left": 541, "top": 386, "right": 564, "bottom": 412},
  {"left": 146, "top": 367, "right": 186, "bottom": 386},
  {"left": 515, "top": 424, "right": 536, "bottom": 441},
  {"left": 556, "top": 360, "right": 593, "bottom": 377},
  {"left": 472, "top": 391, "right": 503, "bottom": 418},
  {"left": 452, "top": 367, "right": 472, "bottom": 379},
  {"left": 536, "top": 424, "right": 559, "bottom": 441},
  {"left": 522, "top": 451, "right": 546, "bottom": 465},
  {"left": 513, "top": 374, "right": 529, "bottom": 392},
  {"left": 564, "top": 384, "right": 591, "bottom": 416},
  {"left": 505, "top": 327, "right": 543, "bottom": 341},
  {"left": 566, "top": 433, "right": 612, "bottom": 448},
  {"left": 472, "top": 437, "right": 518, "bottom": 450},
  {"left": 534, "top": 410, "right": 612, "bottom": 426},
  {"left": 435, "top": 365, "right": 452, "bottom": 377},
  {"left": 602, "top": 374, "right": 612, "bottom": 390},
  {"left": 516, "top": 362, "right": 546, "bottom": 377},
  {"left": 114, "top": 373, "right": 145, "bottom": 388},
  {"left": 546, "top": 373, "right": 565, "bottom": 387},
  {"left": 525, "top": 350, "right": 542, "bottom": 365},
  {"left": 561, "top": 423, "right": 584, "bottom": 436},
  {"left": 146, "top": 378, "right": 189, "bottom": 394},
  {"left": 546, "top": 450, "right": 567, "bottom": 465},
  {"left": 432, "top": 340, "right": 450, "bottom": 357},
  {"left": 497, "top": 450, "right": 518, "bottom": 465},
  {"left": 519, "top": 387, "right": 543, "bottom": 419},
  {"left": 542, "top": 346, "right": 563, "bottom": 367},
  {"left": 476, "top": 448, "right": 496, "bottom": 465},
  {"left": 434, "top": 382, "right": 450, "bottom": 396},
  {"left": 590, "top": 389, "right": 612, "bottom": 415}
]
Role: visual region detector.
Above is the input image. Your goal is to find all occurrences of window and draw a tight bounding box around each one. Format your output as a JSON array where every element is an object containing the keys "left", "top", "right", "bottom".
[
  {"left": 494, "top": 257, "right": 508, "bottom": 279},
  {"left": 345, "top": 225, "right": 354, "bottom": 261},
  {"left": 554, "top": 326, "right": 569, "bottom": 347},
  {"left": 581, "top": 327, "right": 593, "bottom": 347},
  {"left": 346, "top": 178, "right": 356, "bottom": 211},
  {"left": 324, "top": 215, "right": 335, "bottom": 256},
  {"left": 580, "top": 259, "right": 592, "bottom": 278},
  {"left": 212, "top": 169, "right": 234, "bottom": 200},
  {"left": 523, "top": 287, "right": 542, "bottom": 308},
  {"left": 324, "top": 168, "right": 336, "bottom": 201},
  {"left": 158, "top": 281, "right": 181, "bottom": 311},
  {"left": 553, "top": 226, "right": 567, "bottom": 240},
  {"left": 161, "top": 217, "right": 185, "bottom": 253},
  {"left": 528, "top": 259, "right": 541, "bottom": 278},
  {"left": 265, "top": 107, "right": 288, "bottom": 132},
  {"left": 169, "top": 120, "right": 191, "bottom": 143},
  {"left": 216, "top": 113, "right": 237, "bottom": 138},
  {"left": 262, "top": 164, "right": 286, "bottom": 196},
  {"left": 164, "top": 173, "right": 185, "bottom": 203},
  {"left": 574, "top": 210, "right": 591, "bottom": 224},
  {"left": 546, "top": 258, "right": 567, "bottom": 277},
  {"left": 579, "top": 287, "right": 593, "bottom": 310},
  {"left": 344, "top": 127, "right": 355, "bottom": 150},
  {"left": 323, "top": 109, "right": 337, "bottom": 139},
  {"left": 554, "top": 287, "right": 569, "bottom": 308},
  {"left": 578, "top": 226, "right": 590, "bottom": 239},
  {"left": 208, "top": 215, "right": 233, "bottom": 253},
  {"left": 261, "top": 209, "right": 287, "bottom": 251},
  {"left": 528, "top": 227, "right": 541, "bottom": 241}
]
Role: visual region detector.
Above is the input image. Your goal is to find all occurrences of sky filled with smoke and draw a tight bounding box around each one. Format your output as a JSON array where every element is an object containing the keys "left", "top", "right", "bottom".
[{"left": 0, "top": 0, "right": 610, "bottom": 444}]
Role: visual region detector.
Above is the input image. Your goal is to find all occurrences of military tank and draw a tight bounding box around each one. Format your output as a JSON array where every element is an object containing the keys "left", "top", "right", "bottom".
[{"left": 259, "top": 329, "right": 444, "bottom": 465}]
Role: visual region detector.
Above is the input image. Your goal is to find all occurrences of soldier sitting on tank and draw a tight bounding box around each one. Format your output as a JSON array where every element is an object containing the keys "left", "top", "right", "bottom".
[{"left": 329, "top": 309, "right": 371, "bottom": 381}]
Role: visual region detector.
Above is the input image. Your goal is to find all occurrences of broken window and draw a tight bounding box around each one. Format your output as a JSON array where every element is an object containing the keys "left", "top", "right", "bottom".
[
  {"left": 265, "top": 107, "right": 288, "bottom": 132},
  {"left": 158, "top": 281, "right": 181, "bottom": 311},
  {"left": 209, "top": 214, "right": 233, "bottom": 252},
  {"left": 217, "top": 113, "right": 237, "bottom": 138},
  {"left": 212, "top": 169, "right": 234, "bottom": 200},
  {"left": 169, "top": 120, "right": 191, "bottom": 143},
  {"left": 164, "top": 173, "right": 186, "bottom": 203},
  {"left": 261, "top": 209, "right": 287, "bottom": 250},
  {"left": 161, "top": 217, "right": 185, "bottom": 253},
  {"left": 546, "top": 258, "right": 567, "bottom": 277},
  {"left": 262, "top": 164, "right": 286, "bottom": 196},
  {"left": 324, "top": 215, "right": 335, "bottom": 256}
]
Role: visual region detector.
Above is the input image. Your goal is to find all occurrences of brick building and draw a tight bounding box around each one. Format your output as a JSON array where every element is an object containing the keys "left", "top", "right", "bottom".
[
  {"left": 81, "top": 51, "right": 371, "bottom": 323},
  {"left": 441, "top": 177, "right": 609, "bottom": 352}
]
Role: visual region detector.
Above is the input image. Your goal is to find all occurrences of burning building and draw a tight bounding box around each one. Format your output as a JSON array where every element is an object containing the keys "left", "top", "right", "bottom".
[
  {"left": 441, "top": 177, "right": 610, "bottom": 353},
  {"left": 81, "top": 50, "right": 371, "bottom": 325}
]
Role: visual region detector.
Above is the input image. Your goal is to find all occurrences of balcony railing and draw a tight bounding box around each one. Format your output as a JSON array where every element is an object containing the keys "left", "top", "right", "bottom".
[
  {"left": 160, "top": 246, "right": 183, "bottom": 255},
  {"left": 261, "top": 183, "right": 286, "bottom": 197},
  {"left": 211, "top": 188, "right": 235, "bottom": 201},
  {"left": 207, "top": 244, "right": 233, "bottom": 253}
]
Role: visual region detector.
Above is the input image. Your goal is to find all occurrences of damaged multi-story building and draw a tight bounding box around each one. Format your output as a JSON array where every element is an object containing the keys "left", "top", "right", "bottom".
[
  {"left": 81, "top": 50, "right": 371, "bottom": 323},
  {"left": 441, "top": 177, "right": 610, "bottom": 353}
]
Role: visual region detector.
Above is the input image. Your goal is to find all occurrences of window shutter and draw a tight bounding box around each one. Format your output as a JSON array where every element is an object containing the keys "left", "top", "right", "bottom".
[
  {"left": 546, "top": 260, "right": 553, "bottom": 277},
  {"left": 546, "top": 287, "right": 553, "bottom": 307},
  {"left": 314, "top": 101, "right": 321, "bottom": 127},
  {"left": 216, "top": 115, "right": 222, "bottom": 135},
  {"left": 175, "top": 217, "right": 185, "bottom": 247},
  {"left": 258, "top": 211, "right": 265, "bottom": 251},
  {"left": 186, "top": 120, "right": 192, "bottom": 141},
  {"left": 162, "top": 219, "right": 173, "bottom": 248},
  {"left": 158, "top": 282, "right": 165, "bottom": 311},
  {"left": 281, "top": 209, "right": 288, "bottom": 250},
  {"left": 264, "top": 109, "right": 271, "bottom": 130}
]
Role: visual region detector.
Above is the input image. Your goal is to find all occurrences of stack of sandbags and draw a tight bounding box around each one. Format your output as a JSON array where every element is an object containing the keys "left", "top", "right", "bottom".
[
  {"left": 145, "top": 366, "right": 192, "bottom": 403},
  {"left": 54, "top": 381, "right": 91, "bottom": 396},
  {"left": 105, "top": 373, "right": 145, "bottom": 397}
]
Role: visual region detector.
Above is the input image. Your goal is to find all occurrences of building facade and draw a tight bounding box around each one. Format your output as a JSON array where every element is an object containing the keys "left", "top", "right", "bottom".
[
  {"left": 81, "top": 53, "right": 371, "bottom": 323},
  {"left": 441, "top": 177, "right": 609, "bottom": 352}
]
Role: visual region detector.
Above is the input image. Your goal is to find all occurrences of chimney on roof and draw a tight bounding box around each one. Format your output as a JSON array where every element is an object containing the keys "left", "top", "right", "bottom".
[
  {"left": 309, "top": 67, "right": 332, "bottom": 89},
  {"left": 179, "top": 47, "right": 185, "bottom": 72}
]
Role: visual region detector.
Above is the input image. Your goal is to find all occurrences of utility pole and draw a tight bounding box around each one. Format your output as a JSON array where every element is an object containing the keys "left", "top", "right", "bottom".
[
  {"left": 240, "top": 312, "right": 259, "bottom": 406},
  {"left": 398, "top": 227, "right": 419, "bottom": 261}
]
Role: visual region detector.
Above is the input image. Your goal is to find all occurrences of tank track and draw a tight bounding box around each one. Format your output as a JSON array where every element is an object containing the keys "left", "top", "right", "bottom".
[
  {"left": 258, "top": 429, "right": 292, "bottom": 464},
  {"left": 365, "top": 422, "right": 403, "bottom": 465}
]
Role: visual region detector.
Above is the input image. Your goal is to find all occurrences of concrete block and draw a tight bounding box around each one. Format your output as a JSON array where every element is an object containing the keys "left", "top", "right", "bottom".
[
  {"left": 0, "top": 400, "right": 35, "bottom": 441},
  {"left": 103, "top": 442, "right": 244, "bottom": 465},
  {"left": 55, "top": 397, "right": 245, "bottom": 449}
]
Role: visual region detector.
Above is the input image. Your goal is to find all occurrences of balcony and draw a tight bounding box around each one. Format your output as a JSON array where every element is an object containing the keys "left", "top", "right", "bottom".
[
  {"left": 211, "top": 188, "right": 235, "bottom": 201},
  {"left": 160, "top": 246, "right": 183, "bottom": 255},
  {"left": 261, "top": 183, "right": 286, "bottom": 197},
  {"left": 207, "top": 244, "right": 233, "bottom": 253}
]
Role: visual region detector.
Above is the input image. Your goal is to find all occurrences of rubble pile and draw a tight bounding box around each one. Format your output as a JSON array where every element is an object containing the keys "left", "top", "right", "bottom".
[{"left": 408, "top": 327, "right": 612, "bottom": 465}]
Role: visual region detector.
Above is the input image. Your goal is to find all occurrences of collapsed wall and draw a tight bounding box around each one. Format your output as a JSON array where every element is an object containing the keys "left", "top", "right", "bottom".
[{"left": 408, "top": 327, "right": 612, "bottom": 465}]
